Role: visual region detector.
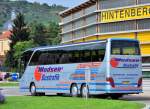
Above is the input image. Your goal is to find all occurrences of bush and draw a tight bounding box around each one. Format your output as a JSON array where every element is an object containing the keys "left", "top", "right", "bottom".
[{"left": 0, "top": 92, "right": 5, "bottom": 104}]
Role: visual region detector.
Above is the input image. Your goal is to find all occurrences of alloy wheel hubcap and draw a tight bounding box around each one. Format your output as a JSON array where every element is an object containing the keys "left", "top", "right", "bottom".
[
  {"left": 31, "top": 85, "right": 35, "bottom": 94},
  {"left": 72, "top": 86, "right": 78, "bottom": 96},
  {"left": 82, "top": 86, "right": 88, "bottom": 97}
]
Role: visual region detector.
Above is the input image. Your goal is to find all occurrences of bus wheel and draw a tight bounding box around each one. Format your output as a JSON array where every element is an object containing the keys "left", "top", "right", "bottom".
[
  {"left": 57, "top": 93, "right": 63, "bottom": 96},
  {"left": 71, "top": 84, "right": 78, "bottom": 97},
  {"left": 30, "top": 83, "right": 37, "bottom": 96},
  {"left": 81, "top": 84, "right": 89, "bottom": 98},
  {"left": 98, "top": 94, "right": 109, "bottom": 99}
]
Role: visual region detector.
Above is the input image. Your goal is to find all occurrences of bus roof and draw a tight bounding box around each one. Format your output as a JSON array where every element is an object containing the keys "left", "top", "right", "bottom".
[
  {"left": 23, "top": 38, "right": 139, "bottom": 53},
  {"left": 24, "top": 39, "right": 106, "bottom": 53}
]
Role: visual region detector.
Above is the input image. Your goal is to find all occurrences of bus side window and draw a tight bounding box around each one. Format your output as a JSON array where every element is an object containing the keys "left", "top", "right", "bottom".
[
  {"left": 91, "top": 49, "right": 105, "bottom": 62},
  {"left": 98, "top": 49, "right": 105, "bottom": 61},
  {"left": 83, "top": 50, "right": 91, "bottom": 62},
  {"left": 59, "top": 53, "right": 69, "bottom": 64},
  {"left": 67, "top": 52, "right": 72, "bottom": 63},
  {"left": 38, "top": 52, "right": 47, "bottom": 65},
  {"left": 55, "top": 53, "right": 61, "bottom": 64},
  {"left": 47, "top": 53, "right": 52, "bottom": 64},
  {"left": 38, "top": 52, "right": 59, "bottom": 65},
  {"left": 59, "top": 54, "right": 64, "bottom": 64},
  {"left": 50, "top": 54, "right": 56, "bottom": 64},
  {"left": 72, "top": 51, "right": 80, "bottom": 63},
  {"left": 112, "top": 48, "right": 121, "bottom": 55},
  {"left": 38, "top": 53, "right": 43, "bottom": 65},
  {"left": 91, "top": 50, "right": 98, "bottom": 62}
]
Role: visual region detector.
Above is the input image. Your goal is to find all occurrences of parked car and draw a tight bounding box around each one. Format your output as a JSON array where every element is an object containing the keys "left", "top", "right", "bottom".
[{"left": 10, "top": 73, "right": 19, "bottom": 81}]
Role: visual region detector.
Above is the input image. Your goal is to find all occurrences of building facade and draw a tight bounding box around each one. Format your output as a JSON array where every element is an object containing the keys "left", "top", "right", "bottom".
[
  {"left": 59, "top": 0, "right": 150, "bottom": 77},
  {"left": 0, "top": 31, "right": 11, "bottom": 66}
]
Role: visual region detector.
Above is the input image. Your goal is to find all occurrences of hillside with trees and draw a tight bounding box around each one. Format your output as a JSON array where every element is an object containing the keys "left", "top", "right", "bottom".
[
  {"left": 0, "top": 1, "right": 66, "bottom": 72},
  {"left": 0, "top": 0, "right": 66, "bottom": 31}
]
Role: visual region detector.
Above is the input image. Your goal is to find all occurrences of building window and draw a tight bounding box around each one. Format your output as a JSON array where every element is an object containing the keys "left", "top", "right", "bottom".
[
  {"left": 99, "top": 20, "right": 136, "bottom": 33},
  {"left": 85, "top": 14, "right": 97, "bottom": 25},
  {"left": 142, "top": 57, "right": 150, "bottom": 63},
  {"left": 99, "top": 0, "right": 136, "bottom": 10},
  {"left": 85, "top": 26, "right": 96, "bottom": 36},
  {"left": 138, "top": 19, "right": 150, "bottom": 30},
  {"left": 142, "top": 71, "right": 150, "bottom": 78},
  {"left": 138, "top": 0, "right": 150, "bottom": 4},
  {"left": 85, "top": 4, "right": 96, "bottom": 15}
]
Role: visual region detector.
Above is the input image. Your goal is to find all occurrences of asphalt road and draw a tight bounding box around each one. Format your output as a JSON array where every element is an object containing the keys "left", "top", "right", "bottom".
[
  {"left": 0, "top": 79, "right": 150, "bottom": 107},
  {"left": 122, "top": 79, "right": 150, "bottom": 108}
]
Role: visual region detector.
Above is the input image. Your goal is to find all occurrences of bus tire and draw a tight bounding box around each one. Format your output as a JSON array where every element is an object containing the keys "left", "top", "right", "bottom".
[
  {"left": 39, "top": 93, "right": 45, "bottom": 96},
  {"left": 57, "top": 93, "right": 63, "bottom": 96},
  {"left": 70, "top": 84, "right": 78, "bottom": 97},
  {"left": 81, "top": 84, "right": 89, "bottom": 98},
  {"left": 30, "top": 83, "right": 37, "bottom": 96},
  {"left": 98, "top": 94, "right": 109, "bottom": 99}
]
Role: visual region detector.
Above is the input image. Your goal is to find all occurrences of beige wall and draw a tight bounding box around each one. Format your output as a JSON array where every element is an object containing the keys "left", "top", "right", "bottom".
[{"left": 0, "top": 39, "right": 10, "bottom": 56}]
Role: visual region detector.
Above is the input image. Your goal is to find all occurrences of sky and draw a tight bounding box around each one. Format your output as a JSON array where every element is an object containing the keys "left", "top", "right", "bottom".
[{"left": 27, "top": 0, "right": 88, "bottom": 7}]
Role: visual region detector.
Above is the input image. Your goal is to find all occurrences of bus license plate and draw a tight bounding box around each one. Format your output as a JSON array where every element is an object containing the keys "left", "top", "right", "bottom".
[{"left": 122, "top": 81, "right": 130, "bottom": 84}]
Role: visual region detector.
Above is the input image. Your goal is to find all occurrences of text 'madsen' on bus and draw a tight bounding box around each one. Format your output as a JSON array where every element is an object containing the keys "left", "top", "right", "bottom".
[{"left": 19, "top": 38, "right": 142, "bottom": 99}]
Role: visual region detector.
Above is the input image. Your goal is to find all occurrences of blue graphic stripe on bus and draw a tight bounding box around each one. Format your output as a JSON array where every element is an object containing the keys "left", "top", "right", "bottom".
[
  {"left": 56, "top": 84, "right": 70, "bottom": 86},
  {"left": 90, "top": 89, "right": 142, "bottom": 92},
  {"left": 74, "top": 71, "right": 98, "bottom": 75},
  {"left": 72, "top": 77, "right": 85, "bottom": 80},
  {"left": 117, "top": 67, "right": 139, "bottom": 69},
  {"left": 75, "top": 68, "right": 98, "bottom": 72},
  {"left": 71, "top": 77, "right": 96, "bottom": 80},
  {"left": 89, "top": 83, "right": 108, "bottom": 85},
  {"left": 115, "top": 83, "right": 138, "bottom": 85},
  {"left": 36, "top": 88, "right": 69, "bottom": 90},
  {"left": 84, "top": 83, "right": 138, "bottom": 86},
  {"left": 74, "top": 70, "right": 85, "bottom": 74},
  {"left": 71, "top": 69, "right": 98, "bottom": 80},
  {"left": 20, "top": 87, "right": 29, "bottom": 89},
  {"left": 55, "top": 82, "right": 138, "bottom": 86}
]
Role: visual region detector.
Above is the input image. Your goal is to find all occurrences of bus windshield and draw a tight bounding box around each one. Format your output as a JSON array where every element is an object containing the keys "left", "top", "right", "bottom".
[
  {"left": 111, "top": 40, "right": 140, "bottom": 55},
  {"left": 19, "top": 51, "right": 33, "bottom": 75}
]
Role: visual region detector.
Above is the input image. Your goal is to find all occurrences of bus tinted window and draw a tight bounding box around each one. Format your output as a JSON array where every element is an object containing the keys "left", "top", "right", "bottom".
[
  {"left": 29, "top": 42, "right": 106, "bottom": 66},
  {"left": 38, "top": 52, "right": 49, "bottom": 65},
  {"left": 82, "top": 50, "right": 91, "bottom": 62},
  {"left": 59, "top": 53, "right": 70, "bottom": 64},
  {"left": 111, "top": 40, "right": 140, "bottom": 55}
]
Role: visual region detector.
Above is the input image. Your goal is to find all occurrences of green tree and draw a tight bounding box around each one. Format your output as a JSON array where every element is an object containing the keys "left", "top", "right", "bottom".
[
  {"left": 13, "top": 40, "right": 36, "bottom": 62},
  {"left": 29, "top": 21, "right": 48, "bottom": 46},
  {"left": 10, "top": 13, "right": 29, "bottom": 48},
  {"left": 5, "top": 13, "right": 29, "bottom": 70},
  {"left": 46, "top": 21, "right": 61, "bottom": 45}
]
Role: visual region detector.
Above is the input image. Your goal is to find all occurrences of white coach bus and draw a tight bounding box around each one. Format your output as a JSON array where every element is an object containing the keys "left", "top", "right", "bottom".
[{"left": 20, "top": 38, "right": 142, "bottom": 99}]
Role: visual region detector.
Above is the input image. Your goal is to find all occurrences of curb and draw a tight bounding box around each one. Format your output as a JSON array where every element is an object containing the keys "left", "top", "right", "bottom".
[
  {"left": 0, "top": 86, "right": 18, "bottom": 88},
  {"left": 143, "top": 105, "right": 150, "bottom": 109}
]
